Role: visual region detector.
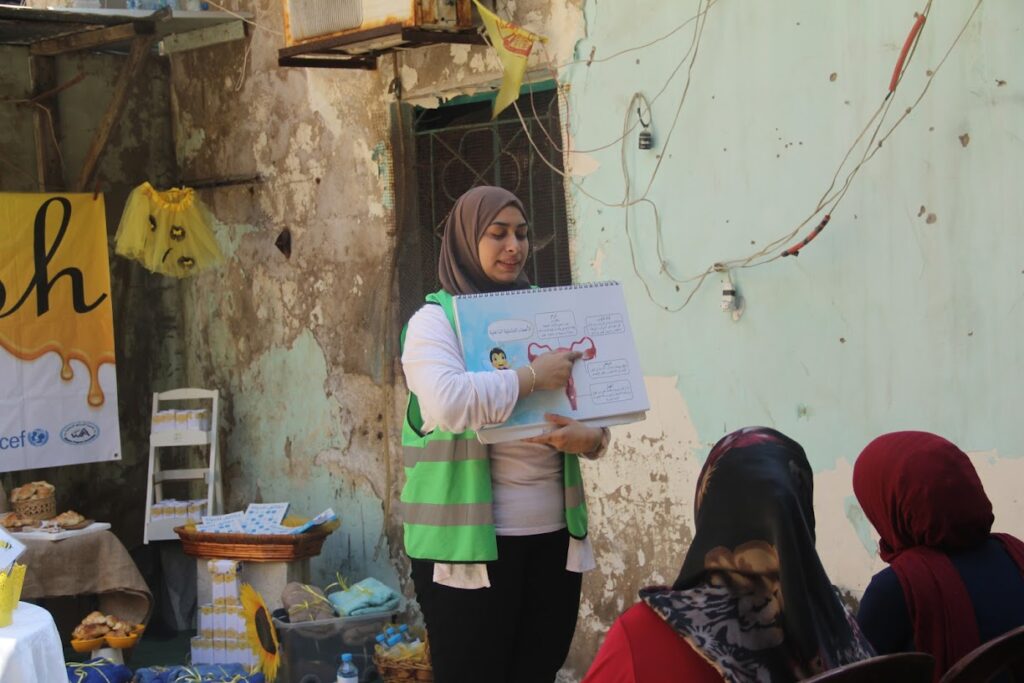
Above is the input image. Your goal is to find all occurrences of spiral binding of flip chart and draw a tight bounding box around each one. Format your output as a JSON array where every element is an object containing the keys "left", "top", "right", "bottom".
[{"left": 455, "top": 281, "right": 620, "bottom": 300}]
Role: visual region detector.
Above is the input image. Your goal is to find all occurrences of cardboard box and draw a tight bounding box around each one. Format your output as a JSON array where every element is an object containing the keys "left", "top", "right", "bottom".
[{"left": 190, "top": 636, "right": 212, "bottom": 665}]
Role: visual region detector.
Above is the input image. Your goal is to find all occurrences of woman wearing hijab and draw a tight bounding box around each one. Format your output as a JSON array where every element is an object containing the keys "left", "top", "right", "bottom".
[
  {"left": 400, "top": 186, "right": 610, "bottom": 682},
  {"left": 853, "top": 431, "right": 1024, "bottom": 679},
  {"left": 583, "top": 427, "right": 874, "bottom": 683}
]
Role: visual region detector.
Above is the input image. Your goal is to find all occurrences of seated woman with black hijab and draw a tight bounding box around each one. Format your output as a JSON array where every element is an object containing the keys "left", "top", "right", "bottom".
[{"left": 583, "top": 427, "right": 874, "bottom": 683}]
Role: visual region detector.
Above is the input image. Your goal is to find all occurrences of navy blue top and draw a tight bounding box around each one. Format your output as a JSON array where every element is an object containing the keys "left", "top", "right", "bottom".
[{"left": 857, "top": 537, "right": 1024, "bottom": 654}]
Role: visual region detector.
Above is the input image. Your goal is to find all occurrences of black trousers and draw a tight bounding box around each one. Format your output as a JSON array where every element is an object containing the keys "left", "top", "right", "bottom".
[{"left": 410, "top": 529, "right": 583, "bottom": 683}]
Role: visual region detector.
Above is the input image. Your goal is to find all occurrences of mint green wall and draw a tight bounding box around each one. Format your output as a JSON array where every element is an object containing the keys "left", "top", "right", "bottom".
[
  {"left": 564, "top": 0, "right": 1023, "bottom": 468},
  {"left": 555, "top": 7, "right": 1024, "bottom": 673}
]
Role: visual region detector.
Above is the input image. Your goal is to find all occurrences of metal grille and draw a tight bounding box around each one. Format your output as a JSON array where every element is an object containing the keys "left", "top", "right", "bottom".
[{"left": 398, "top": 88, "right": 571, "bottom": 325}]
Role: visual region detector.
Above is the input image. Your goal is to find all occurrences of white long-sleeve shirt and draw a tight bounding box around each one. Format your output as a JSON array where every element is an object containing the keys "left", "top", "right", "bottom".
[{"left": 402, "top": 302, "right": 601, "bottom": 587}]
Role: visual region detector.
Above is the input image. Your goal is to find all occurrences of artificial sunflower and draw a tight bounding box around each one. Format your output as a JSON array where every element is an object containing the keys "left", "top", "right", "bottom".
[{"left": 241, "top": 583, "right": 281, "bottom": 682}]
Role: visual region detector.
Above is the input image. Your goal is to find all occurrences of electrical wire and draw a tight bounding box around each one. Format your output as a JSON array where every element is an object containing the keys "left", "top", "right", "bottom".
[
  {"left": 202, "top": 0, "right": 285, "bottom": 37},
  {"left": 507, "top": 0, "right": 981, "bottom": 312},
  {"left": 547, "top": 0, "right": 721, "bottom": 71}
]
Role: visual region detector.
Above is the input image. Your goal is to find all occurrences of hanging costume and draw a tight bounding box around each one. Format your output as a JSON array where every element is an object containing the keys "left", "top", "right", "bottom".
[{"left": 115, "top": 182, "right": 222, "bottom": 278}]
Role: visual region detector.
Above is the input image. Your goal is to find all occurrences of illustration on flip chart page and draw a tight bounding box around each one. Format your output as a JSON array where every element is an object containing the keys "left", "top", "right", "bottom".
[{"left": 453, "top": 283, "right": 649, "bottom": 443}]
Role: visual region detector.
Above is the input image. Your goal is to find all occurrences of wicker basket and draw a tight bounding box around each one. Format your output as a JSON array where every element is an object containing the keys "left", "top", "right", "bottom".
[
  {"left": 374, "top": 634, "right": 433, "bottom": 682},
  {"left": 173, "top": 526, "right": 331, "bottom": 562},
  {"left": 12, "top": 494, "right": 56, "bottom": 522}
]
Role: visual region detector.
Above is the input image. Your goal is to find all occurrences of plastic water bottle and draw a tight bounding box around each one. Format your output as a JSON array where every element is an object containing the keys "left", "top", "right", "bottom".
[
  {"left": 398, "top": 624, "right": 421, "bottom": 645},
  {"left": 385, "top": 633, "right": 409, "bottom": 656},
  {"left": 337, "top": 653, "right": 358, "bottom": 683}
]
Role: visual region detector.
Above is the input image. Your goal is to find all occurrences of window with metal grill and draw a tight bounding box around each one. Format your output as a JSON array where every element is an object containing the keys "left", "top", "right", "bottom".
[{"left": 396, "top": 86, "right": 572, "bottom": 326}]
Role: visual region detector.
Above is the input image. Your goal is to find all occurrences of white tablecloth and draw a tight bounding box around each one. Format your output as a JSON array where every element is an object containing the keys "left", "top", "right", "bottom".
[{"left": 0, "top": 602, "right": 66, "bottom": 683}]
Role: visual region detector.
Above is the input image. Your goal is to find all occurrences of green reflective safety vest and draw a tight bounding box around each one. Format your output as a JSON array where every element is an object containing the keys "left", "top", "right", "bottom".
[{"left": 400, "top": 289, "right": 589, "bottom": 563}]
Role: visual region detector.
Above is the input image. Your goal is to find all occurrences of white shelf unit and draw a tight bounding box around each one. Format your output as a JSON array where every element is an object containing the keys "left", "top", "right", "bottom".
[{"left": 143, "top": 388, "right": 222, "bottom": 543}]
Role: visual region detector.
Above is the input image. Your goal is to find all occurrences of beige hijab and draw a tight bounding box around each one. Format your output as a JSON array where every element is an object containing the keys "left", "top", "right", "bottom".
[{"left": 437, "top": 186, "right": 531, "bottom": 295}]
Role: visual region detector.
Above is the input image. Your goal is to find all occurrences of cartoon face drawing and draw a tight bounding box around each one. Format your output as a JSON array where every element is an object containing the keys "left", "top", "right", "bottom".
[{"left": 490, "top": 347, "right": 510, "bottom": 370}]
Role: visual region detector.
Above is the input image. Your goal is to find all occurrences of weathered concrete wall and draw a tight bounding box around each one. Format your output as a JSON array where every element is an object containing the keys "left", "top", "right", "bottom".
[
  {"left": 0, "top": 47, "right": 39, "bottom": 192},
  {"left": 0, "top": 46, "right": 181, "bottom": 551},
  {"left": 167, "top": 0, "right": 589, "bottom": 651},
  {"left": 168, "top": 4, "right": 405, "bottom": 589}
]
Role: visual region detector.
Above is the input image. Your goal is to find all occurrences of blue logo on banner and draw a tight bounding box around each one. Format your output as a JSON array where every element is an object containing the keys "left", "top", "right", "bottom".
[
  {"left": 60, "top": 422, "right": 100, "bottom": 445},
  {"left": 27, "top": 428, "right": 48, "bottom": 447}
]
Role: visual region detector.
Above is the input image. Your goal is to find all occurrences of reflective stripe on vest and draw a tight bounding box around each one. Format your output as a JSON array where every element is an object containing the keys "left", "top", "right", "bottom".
[
  {"left": 403, "top": 435, "right": 488, "bottom": 468},
  {"left": 401, "top": 502, "right": 494, "bottom": 527}
]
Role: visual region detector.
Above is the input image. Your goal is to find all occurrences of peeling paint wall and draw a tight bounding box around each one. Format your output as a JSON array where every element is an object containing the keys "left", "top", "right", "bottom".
[
  {"left": 558, "top": 1, "right": 1024, "bottom": 678},
  {"left": 168, "top": 4, "right": 405, "bottom": 590},
  {"left": 0, "top": 46, "right": 181, "bottom": 551},
  {"left": 166, "top": 0, "right": 591, "bottom": 658}
]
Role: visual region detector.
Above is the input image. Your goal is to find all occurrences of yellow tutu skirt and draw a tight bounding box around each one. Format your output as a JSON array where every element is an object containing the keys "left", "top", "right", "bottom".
[{"left": 114, "top": 182, "right": 223, "bottom": 278}]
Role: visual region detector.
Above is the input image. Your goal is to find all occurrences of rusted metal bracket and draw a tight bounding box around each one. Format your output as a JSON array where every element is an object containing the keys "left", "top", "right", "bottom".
[
  {"left": 278, "top": 55, "right": 379, "bottom": 70},
  {"left": 277, "top": 23, "right": 484, "bottom": 71}
]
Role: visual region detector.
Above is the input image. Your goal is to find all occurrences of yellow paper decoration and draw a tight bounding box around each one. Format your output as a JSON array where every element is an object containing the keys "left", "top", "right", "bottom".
[{"left": 0, "top": 563, "right": 27, "bottom": 627}]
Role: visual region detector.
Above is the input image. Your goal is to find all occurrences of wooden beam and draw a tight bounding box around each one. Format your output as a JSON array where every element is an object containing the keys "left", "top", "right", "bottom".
[
  {"left": 456, "top": 0, "right": 473, "bottom": 27},
  {"left": 75, "top": 35, "right": 155, "bottom": 192},
  {"left": 29, "top": 56, "right": 64, "bottom": 192},
  {"left": 30, "top": 21, "right": 153, "bottom": 57},
  {"left": 278, "top": 23, "right": 402, "bottom": 58}
]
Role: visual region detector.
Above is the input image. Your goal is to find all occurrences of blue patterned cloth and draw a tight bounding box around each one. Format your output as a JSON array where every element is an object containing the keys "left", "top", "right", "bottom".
[
  {"left": 132, "top": 664, "right": 265, "bottom": 683},
  {"left": 66, "top": 658, "right": 132, "bottom": 683}
]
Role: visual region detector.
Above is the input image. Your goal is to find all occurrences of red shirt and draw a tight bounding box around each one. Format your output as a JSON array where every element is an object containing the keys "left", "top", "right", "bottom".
[{"left": 583, "top": 603, "right": 724, "bottom": 683}]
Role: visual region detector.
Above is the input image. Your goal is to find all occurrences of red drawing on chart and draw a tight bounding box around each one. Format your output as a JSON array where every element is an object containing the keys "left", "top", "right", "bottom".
[{"left": 527, "top": 337, "right": 597, "bottom": 410}]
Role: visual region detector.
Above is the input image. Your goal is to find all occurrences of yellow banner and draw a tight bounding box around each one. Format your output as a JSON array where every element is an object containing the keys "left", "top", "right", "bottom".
[
  {"left": 0, "top": 193, "right": 121, "bottom": 472},
  {"left": 473, "top": 0, "right": 546, "bottom": 118}
]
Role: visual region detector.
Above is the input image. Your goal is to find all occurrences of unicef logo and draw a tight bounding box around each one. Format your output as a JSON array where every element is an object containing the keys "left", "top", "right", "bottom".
[
  {"left": 60, "top": 422, "right": 100, "bottom": 445},
  {"left": 27, "top": 428, "right": 48, "bottom": 447}
]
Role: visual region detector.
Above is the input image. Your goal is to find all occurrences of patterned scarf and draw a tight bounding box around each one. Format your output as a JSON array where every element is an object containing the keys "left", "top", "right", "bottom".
[{"left": 641, "top": 427, "right": 874, "bottom": 682}]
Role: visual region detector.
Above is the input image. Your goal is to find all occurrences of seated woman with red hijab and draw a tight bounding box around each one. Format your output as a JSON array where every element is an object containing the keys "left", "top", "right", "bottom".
[
  {"left": 853, "top": 431, "right": 1024, "bottom": 679},
  {"left": 583, "top": 427, "right": 874, "bottom": 683}
]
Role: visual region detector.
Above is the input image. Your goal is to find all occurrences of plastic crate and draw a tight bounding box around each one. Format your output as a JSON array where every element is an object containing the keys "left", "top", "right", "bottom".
[{"left": 272, "top": 608, "right": 396, "bottom": 683}]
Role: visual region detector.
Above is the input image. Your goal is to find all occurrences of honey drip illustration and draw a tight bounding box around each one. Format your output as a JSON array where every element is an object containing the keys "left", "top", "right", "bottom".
[{"left": 0, "top": 194, "right": 115, "bottom": 408}]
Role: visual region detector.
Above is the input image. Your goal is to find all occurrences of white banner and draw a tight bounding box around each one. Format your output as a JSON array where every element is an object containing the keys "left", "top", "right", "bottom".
[{"left": 0, "top": 193, "right": 121, "bottom": 472}]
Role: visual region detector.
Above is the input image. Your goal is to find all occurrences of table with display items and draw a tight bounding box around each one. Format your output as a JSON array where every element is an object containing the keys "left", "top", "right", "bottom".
[{"left": 19, "top": 528, "right": 153, "bottom": 628}]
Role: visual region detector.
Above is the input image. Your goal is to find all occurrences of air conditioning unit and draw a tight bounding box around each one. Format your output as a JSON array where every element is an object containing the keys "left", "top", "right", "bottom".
[{"left": 281, "top": 0, "right": 480, "bottom": 48}]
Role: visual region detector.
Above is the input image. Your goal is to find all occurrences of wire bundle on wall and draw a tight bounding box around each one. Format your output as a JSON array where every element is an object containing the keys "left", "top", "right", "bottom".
[{"left": 504, "top": 0, "right": 984, "bottom": 313}]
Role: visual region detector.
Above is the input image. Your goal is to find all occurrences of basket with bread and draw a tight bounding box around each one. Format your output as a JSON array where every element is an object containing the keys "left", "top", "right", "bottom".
[
  {"left": 70, "top": 611, "right": 145, "bottom": 652},
  {"left": 9, "top": 480, "right": 56, "bottom": 521}
]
